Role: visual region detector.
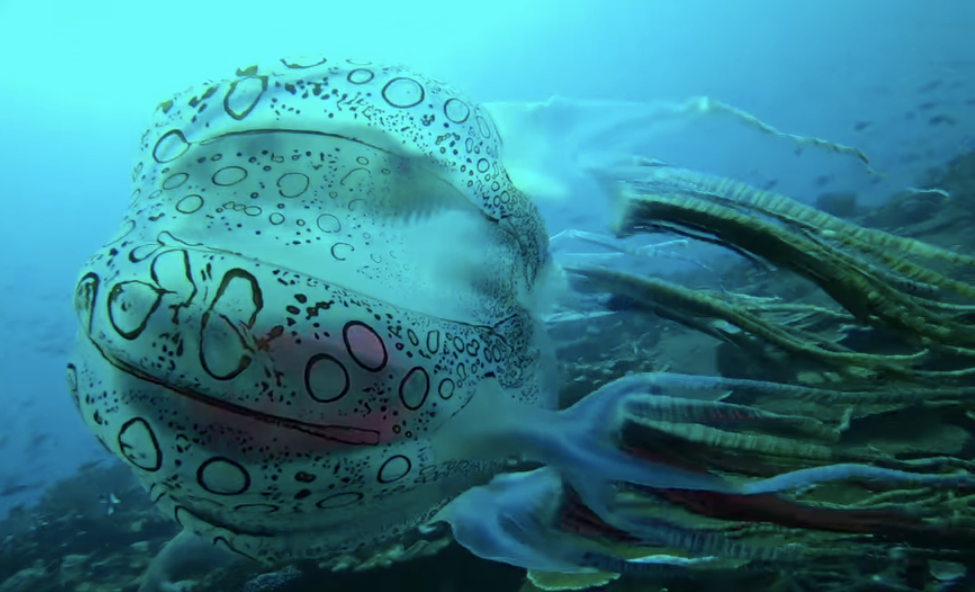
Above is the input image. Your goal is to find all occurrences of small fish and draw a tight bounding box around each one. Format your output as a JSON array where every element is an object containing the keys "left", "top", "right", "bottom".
[
  {"left": 917, "top": 101, "right": 938, "bottom": 111},
  {"left": 814, "top": 174, "right": 833, "bottom": 187},
  {"left": 77, "top": 458, "right": 107, "bottom": 473},
  {"left": 99, "top": 493, "right": 121, "bottom": 516},
  {"left": 928, "top": 114, "right": 958, "bottom": 126},
  {"left": 852, "top": 120, "right": 872, "bottom": 132},
  {"left": 917, "top": 80, "right": 944, "bottom": 93},
  {"left": 0, "top": 483, "right": 31, "bottom": 498},
  {"left": 29, "top": 432, "right": 52, "bottom": 448}
]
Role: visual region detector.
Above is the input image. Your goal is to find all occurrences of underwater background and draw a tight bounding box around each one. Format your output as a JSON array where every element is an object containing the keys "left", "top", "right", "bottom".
[{"left": 2, "top": 0, "right": 975, "bottom": 591}]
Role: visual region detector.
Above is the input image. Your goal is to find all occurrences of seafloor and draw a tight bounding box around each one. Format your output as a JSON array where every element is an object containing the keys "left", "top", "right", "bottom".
[{"left": 3, "top": 150, "right": 975, "bottom": 592}]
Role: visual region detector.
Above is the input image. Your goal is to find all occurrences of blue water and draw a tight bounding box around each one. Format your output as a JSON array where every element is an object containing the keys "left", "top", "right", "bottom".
[{"left": 0, "top": 0, "right": 973, "bottom": 520}]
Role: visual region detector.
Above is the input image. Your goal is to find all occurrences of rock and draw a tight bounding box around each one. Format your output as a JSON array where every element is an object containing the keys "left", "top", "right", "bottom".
[{"left": 0, "top": 566, "right": 50, "bottom": 592}]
